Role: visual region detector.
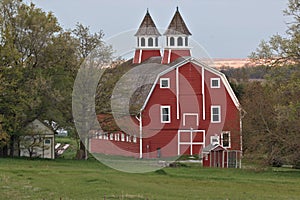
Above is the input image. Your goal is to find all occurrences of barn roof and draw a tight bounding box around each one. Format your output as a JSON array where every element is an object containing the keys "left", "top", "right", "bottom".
[
  {"left": 134, "top": 10, "right": 161, "bottom": 36},
  {"left": 164, "top": 7, "right": 192, "bottom": 36},
  {"left": 98, "top": 56, "right": 240, "bottom": 117}
]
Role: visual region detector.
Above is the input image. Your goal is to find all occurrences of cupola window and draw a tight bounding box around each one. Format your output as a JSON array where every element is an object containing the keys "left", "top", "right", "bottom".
[
  {"left": 178, "top": 37, "right": 183, "bottom": 46},
  {"left": 170, "top": 37, "right": 175, "bottom": 46},
  {"left": 148, "top": 37, "right": 153, "bottom": 47},
  {"left": 141, "top": 37, "right": 145, "bottom": 47}
]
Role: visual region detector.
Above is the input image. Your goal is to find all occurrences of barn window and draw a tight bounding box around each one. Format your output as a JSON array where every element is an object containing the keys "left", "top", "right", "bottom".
[
  {"left": 211, "top": 78, "right": 220, "bottom": 88},
  {"left": 160, "top": 78, "right": 170, "bottom": 88},
  {"left": 166, "top": 37, "right": 169, "bottom": 46},
  {"left": 211, "top": 106, "right": 221, "bottom": 123},
  {"left": 148, "top": 37, "right": 153, "bottom": 47},
  {"left": 121, "top": 133, "right": 125, "bottom": 142},
  {"left": 141, "top": 37, "right": 145, "bottom": 47},
  {"left": 221, "top": 131, "right": 231, "bottom": 148},
  {"left": 110, "top": 133, "right": 114, "bottom": 140},
  {"left": 104, "top": 133, "right": 108, "bottom": 140},
  {"left": 170, "top": 37, "right": 175, "bottom": 46},
  {"left": 133, "top": 135, "right": 137, "bottom": 143},
  {"left": 210, "top": 135, "right": 219, "bottom": 145},
  {"left": 137, "top": 38, "right": 139, "bottom": 47},
  {"left": 177, "top": 37, "right": 183, "bottom": 46},
  {"left": 155, "top": 37, "right": 158, "bottom": 46},
  {"left": 161, "top": 106, "right": 171, "bottom": 123}
]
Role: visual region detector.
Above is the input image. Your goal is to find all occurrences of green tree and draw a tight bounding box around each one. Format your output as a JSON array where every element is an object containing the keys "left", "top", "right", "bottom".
[{"left": 250, "top": 0, "right": 299, "bottom": 66}]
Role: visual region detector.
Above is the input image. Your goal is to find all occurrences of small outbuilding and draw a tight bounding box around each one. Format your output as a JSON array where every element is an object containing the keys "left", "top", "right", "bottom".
[{"left": 19, "top": 119, "right": 55, "bottom": 159}]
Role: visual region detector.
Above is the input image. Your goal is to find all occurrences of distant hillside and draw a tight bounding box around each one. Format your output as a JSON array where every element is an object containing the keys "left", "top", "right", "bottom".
[{"left": 212, "top": 58, "right": 255, "bottom": 69}]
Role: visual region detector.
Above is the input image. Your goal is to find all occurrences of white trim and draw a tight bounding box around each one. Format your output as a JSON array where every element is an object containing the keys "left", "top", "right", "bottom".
[
  {"left": 176, "top": 67, "right": 179, "bottom": 120},
  {"left": 138, "top": 49, "right": 142, "bottom": 64},
  {"left": 211, "top": 105, "right": 221, "bottom": 123},
  {"left": 160, "top": 106, "right": 171, "bottom": 123},
  {"left": 177, "top": 130, "right": 205, "bottom": 156},
  {"left": 139, "top": 113, "right": 143, "bottom": 158},
  {"left": 160, "top": 78, "right": 170, "bottom": 89},
  {"left": 211, "top": 78, "right": 220, "bottom": 88},
  {"left": 167, "top": 49, "right": 171, "bottom": 64},
  {"left": 202, "top": 67, "right": 205, "bottom": 120},
  {"left": 183, "top": 113, "right": 199, "bottom": 126}
]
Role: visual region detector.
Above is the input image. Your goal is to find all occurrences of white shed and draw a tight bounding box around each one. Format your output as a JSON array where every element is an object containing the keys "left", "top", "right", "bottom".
[{"left": 19, "top": 119, "right": 55, "bottom": 159}]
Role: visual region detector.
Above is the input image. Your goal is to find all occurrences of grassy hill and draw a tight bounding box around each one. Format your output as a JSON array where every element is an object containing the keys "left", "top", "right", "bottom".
[{"left": 0, "top": 158, "right": 300, "bottom": 199}]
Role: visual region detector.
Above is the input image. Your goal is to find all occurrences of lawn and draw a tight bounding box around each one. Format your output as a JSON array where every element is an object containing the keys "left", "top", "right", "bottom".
[{"left": 0, "top": 158, "right": 300, "bottom": 200}]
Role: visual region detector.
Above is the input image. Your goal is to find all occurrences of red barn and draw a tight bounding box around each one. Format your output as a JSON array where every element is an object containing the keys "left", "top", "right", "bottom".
[{"left": 90, "top": 8, "right": 242, "bottom": 168}]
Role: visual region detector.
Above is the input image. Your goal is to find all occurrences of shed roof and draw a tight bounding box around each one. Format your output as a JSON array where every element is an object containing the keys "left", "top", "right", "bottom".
[
  {"left": 135, "top": 10, "right": 161, "bottom": 36},
  {"left": 164, "top": 7, "right": 192, "bottom": 36},
  {"left": 25, "top": 119, "right": 54, "bottom": 136},
  {"left": 202, "top": 144, "right": 226, "bottom": 153}
]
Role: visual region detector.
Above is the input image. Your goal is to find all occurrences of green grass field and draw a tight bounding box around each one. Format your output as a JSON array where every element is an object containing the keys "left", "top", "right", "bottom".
[{"left": 0, "top": 158, "right": 300, "bottom": 200}]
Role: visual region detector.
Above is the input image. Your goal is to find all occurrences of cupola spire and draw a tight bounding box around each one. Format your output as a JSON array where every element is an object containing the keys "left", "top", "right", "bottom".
[
  {"left": 162, "top": 7, "right": 192, "bottom": 64},
  {"left": 133, "top": 10, "right": 161, "bottom": 64}
]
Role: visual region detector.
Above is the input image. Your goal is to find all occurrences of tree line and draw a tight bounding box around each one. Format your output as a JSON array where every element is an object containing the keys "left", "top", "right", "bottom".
[
  {"left": 224, "top": 0, "right": 300, "bottom": 167},
  {"left": 0, "top": 0, "right": 112, "bottom": 158}
]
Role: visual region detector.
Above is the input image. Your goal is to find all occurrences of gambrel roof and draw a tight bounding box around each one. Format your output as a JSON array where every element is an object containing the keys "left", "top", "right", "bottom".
[
  {"left": 164, "top": 7, "right": 192, "bottom": 36},
  {"left": 140, "top": 57, "right": 241, "bottom": 112},
  {"left": 110, "top": 56, "right": 240, "bottom": 116},
  {"left": 135, "top": 10, "right": 161, "bottom": 36}
]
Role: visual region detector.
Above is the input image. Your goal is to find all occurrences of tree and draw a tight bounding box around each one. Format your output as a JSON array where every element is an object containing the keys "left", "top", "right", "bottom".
[{"left": 250, "top": 0, "right": 300, "bottom": 66}]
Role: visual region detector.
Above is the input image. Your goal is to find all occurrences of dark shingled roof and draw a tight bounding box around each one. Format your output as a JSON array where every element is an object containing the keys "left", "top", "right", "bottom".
[
  {"left": 164, "top": 7, "right": 192, "bottom": 36},
  {"left": 135, "top": 10, "right": 161, "bottom": 36}
]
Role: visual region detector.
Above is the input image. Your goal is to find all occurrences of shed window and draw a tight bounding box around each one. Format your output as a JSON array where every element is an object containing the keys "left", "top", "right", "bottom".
[
  {"left": 44, "top": 139, "right": 51, "bottom": 145},
  {"left": 161, "top": 106, "right": 171, "bottom": 123},
  {"left": 211, "top": 106, "right": 221, "bottom": 123}
]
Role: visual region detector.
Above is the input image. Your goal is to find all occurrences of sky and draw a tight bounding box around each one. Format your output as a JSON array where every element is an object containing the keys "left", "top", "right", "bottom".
[{"left": 28, "top": 0, "right": 289, "bottom": 58}]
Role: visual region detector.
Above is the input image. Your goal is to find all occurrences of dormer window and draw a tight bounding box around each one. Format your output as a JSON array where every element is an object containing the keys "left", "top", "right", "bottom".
[
  {"left": 178, "top": 37, "right": 183, "bottom": 46},
  {"left": 148, "top": 37, "right": 153, "bottom": 47}
]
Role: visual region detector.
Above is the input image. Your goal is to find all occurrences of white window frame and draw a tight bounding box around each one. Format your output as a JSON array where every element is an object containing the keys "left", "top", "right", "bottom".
[
  {"left": 161, "top": 106, "right": 171, "bottom": 123},
  {"left": 211, "top": 78, "right": 220, "bottom": 88},
  {"left": 221, "top": 131, "right": 231, "bottom": 148},
  {"left": 160, "top": 78, "right": 170, "bottom": 89},
  {"left": 211, "top": 106, "right": 221, "bottom": 123},
  {"left": 210, "top": 135, "right": 220, "bottom": 145}
]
